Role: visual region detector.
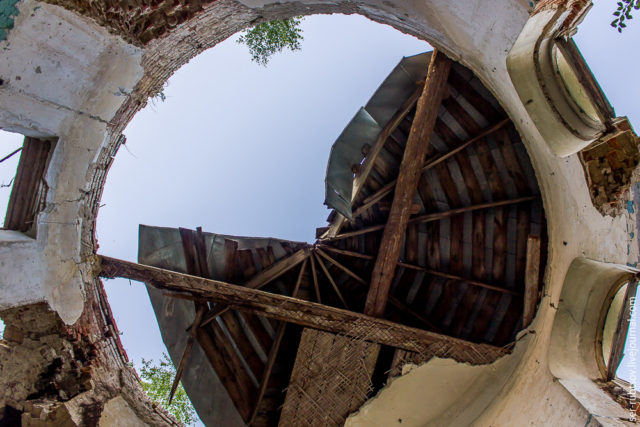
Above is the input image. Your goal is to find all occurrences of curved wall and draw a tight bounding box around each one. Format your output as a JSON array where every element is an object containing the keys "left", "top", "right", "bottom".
[{"left": 0, "top": 0, "right": 638, "bottom": 425}]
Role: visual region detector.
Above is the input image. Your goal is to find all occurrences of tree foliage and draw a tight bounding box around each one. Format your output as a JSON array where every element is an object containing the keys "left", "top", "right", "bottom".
[
  {"left": 139, "top": 353, "right": 197, "bottom": 425},
  {"left": 612, "top": 0, "right": 639, "bottom": 32},
  {"left": 237, "top": 17, "right": 304, "bottom": 66}
]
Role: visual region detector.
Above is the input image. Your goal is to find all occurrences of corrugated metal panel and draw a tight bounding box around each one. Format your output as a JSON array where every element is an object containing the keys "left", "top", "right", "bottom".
[
  {"left": 138, "top": 225, "right": 307, "bottom": 426},
  {"left": 325, "top": 108, "right": 381, "bottom": 219},
  {"left": 138, "top": 225, "right": 245, "bottom": 427},
  {"left": 324, "top": 52, "right": 433, "bottom": 218}
]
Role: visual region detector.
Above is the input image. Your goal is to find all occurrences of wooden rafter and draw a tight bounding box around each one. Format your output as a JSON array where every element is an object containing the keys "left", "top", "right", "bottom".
[
  {"left": 249, "top": 259, "right": 307, "bottom": 425},
  {"left": 316, "top": 247, "right": 366, "bottom": 285},
  {"left": 167, "top": 227, "right": 212, "bottom": 404},
  {"left": 351, "top": 118, "right": 510, "bottom": 220},
  {"left": 313, "top": 251, "right": 349, "bottom": 309},
  {"left": 196, "top": 326, "right": 255, "bottom": 421},
  {"left": 98, "top": 255, "right": 507, "bottom": 360},
  {"left": 244, "top": 247, "right": 309, "bottom": 290},
  {"left": 325, "top": 196, "right": 538, "bottom": 241},
  {"left": 317, "top": 244, "right": 374, "bottom": 260},
  {"left": 309, "top": 253, "right": 322, "bottom": 303},
  {"left": 178, "top": 227, "right": 258, "bottom": 422},
  {"left": 168, "top": 305, "right": 206, "bottom": 404},
  {"left": 317, "top": 244, "right": 520, "bottom": 296},
  {"left": 199, "top": 247, "right": 309, "bottom": 326},
  {"left": 315, "top": 247, "right": 437, "bottom": 329},
  {"left": 410, "top": 267, "right": 521, "bottom": 296},
  {"left": 365, "top": 51, "right": 452, "bottom": 317}
]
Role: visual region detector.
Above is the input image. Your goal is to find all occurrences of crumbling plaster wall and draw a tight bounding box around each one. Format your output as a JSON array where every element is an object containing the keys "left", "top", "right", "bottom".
[{"left": 0, "top": 0, "right": 637, "bottom": 425}]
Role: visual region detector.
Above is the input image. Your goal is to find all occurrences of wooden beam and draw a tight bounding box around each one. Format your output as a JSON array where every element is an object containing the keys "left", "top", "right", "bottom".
[
  {"left": 309, "top": 253, "right": 322, "bottom": 303},
  {"left": 249, "top": 259, "right": 307, "bottom": 426},
  {"left": 98, "top": 255, "right": 507, "bottom": 362},
  {"left": 607, "top": 279, "right": 638, "bottom": 380},
  {"left": 200, "top": 248, "right": 309, "bottom": 324},
  {"left": 317, "top": 244, "right": 517, "bottom": 296},
  {"left": 168, "top": 305, "right": 206, "bottom": 404},
  {"left": 326, "top": 196, "right": 538, "bottom": 241},
  {"left": 323, "top": 82, "right": 426, "bottom": 238},
  {"left": 313, "top": 252, "right": 349, "bottom": 309},
  {"left": 317, "top": 244, "right": 374, "bottom": 260},
  {"left": 196, "top": 327, "right": 255, "bottom": 421},
  {"left": 351, "top": 118, "right": 510, "bottom": 220},
  {"left": 315, "top": 247, "right": 437, "bottom": 329},
  {"left": 364, "top": 50, "right": 451, "bottom": 317},
  {"left": 523, "top": 235, "right": 541, "bottom": 327},
  {"left": 316, "top": 247, "right": 366, "bottom": 284},
  {"left": 409, "top": 266, "right": 521, "bottom": 296},
  {"left": 244, "top": 248, "right": 309, "bottom": 290}
]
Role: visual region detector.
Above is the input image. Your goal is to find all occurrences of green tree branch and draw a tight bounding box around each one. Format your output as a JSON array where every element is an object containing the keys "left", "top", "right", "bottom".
[
  {"left": 612, "top": 0, "right": 640, "bottom": 32},
  {"left": 237, "top": 17, "right": 304, "bottom": 66},
  {"left": 139, "top": 353, "right": 197, "bottom": 425}
]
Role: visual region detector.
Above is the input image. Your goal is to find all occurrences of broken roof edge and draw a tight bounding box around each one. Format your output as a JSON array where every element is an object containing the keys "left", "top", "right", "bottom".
[{"left": 324, "top": 51, "right": 433, "bottom": 218}]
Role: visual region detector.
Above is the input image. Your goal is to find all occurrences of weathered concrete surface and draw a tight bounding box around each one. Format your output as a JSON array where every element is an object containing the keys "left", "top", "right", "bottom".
[
  {"left": 0, "top": 299, "right": 178, "bottom": 426},
  {"left": 99, "top": 396, "right": 147, "bottom": 427},
  {"left": 0, "top": 0, "right": 637, "bottom": 425},
  {"left": 0, "top": 0, "right": 143, "bottom": 323}
]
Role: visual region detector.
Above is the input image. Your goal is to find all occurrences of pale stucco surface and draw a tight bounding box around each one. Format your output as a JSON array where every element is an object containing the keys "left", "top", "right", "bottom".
[{"left": 0, "top": 0, "right": 636, "bottom": 425}]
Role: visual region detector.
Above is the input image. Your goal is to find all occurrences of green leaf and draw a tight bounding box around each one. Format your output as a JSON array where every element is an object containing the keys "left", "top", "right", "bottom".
[
  {"left": 237, "top": 17, "right": 304, "bottom": 66},
  {"left": 139, "top": 353, "right": 197, "bottom": 425}
]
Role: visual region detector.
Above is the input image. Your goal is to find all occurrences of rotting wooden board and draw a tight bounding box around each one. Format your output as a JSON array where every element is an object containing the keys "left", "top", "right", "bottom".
[
  {"left": 98, "top": 255, "right": 508, "bottom": 362},
  {"left": 4, "top": 137, "right": 52, "bottom": 233}
]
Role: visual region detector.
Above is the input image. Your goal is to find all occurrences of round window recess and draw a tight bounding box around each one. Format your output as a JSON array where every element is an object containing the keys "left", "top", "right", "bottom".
[
  {"left": 598, "top": 279, "right": 638, "bottom": 380},
  {"left": 552, "top": 43, "right": 602, "bottom": 129}
]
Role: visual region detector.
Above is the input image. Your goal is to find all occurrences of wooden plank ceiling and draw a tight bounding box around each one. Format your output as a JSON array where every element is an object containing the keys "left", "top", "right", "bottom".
[{"left": 100, "top": 51, "right": 547, "bottom": 426}]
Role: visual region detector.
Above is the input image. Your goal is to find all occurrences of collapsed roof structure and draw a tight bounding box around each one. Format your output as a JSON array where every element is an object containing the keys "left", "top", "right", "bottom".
[
  {"left": 112, "top": 52, "right": 548, "bottom": 425},
  {"left": 0, "top": 0, "right": 639, "bottom": 426}
]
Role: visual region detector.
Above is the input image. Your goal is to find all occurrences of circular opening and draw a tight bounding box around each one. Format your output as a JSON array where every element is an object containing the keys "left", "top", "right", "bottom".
[
  {"left": 598, "top": 278, "right": 638, "bottom": 382},
  {"left": 602, "top": 282, "right": 629, "bottom": 366},
  {"left": 97, "top": 15, "right": 431, "bottom": 425},
  {"left": 552, "top": 43, "right": 601, "bottom": 126}
]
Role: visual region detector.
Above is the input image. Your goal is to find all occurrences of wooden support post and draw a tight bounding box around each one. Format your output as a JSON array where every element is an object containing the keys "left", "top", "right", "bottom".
[
  {"left": 523, "top": 235, "right": 541, "bottom": 327},
  {"left": 364, "top": 50, "right": 452, "bottom": 317},
  {"left": 98, "top": 255, "right": 507, "bottom": 361}
]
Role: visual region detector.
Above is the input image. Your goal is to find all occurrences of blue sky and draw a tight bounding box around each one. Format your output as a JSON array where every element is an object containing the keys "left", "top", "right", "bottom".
[
  {"left": 95, "top": 14, "right": 432, "bottom": 376},
  {"left": 0, "top": 4, "right": 638, "bottom": 424}
]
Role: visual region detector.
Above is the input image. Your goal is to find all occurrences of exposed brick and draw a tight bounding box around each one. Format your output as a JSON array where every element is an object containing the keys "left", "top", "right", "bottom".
[{"left": 580, "top": 119, "right": 640, "bottom": 216}]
